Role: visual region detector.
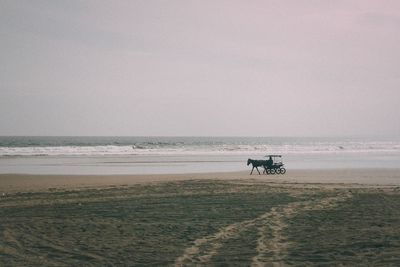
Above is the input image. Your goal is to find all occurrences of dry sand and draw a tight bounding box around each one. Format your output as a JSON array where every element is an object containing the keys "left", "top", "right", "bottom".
[
  {"left": 1, "top": 168, "right": 400, "bottom": 193},
  {"left": 1, "top": 169, "right": 400, "bottom": 265}
]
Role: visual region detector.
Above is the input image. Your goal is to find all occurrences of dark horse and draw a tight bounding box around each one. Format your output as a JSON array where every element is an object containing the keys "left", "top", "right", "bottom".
[{"left": 247, "top": 158, "right": 267, "bottom": 175}]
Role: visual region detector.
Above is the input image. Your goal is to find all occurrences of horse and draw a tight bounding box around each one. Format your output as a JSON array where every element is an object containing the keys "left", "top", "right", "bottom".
[{"left": 247, "top": 158, "right": 267, "bottom": 175}]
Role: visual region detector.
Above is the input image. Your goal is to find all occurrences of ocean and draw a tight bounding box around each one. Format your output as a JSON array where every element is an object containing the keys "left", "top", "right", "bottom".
[{"left": 1, "top": 136, "right": 399, "bottom": 174}]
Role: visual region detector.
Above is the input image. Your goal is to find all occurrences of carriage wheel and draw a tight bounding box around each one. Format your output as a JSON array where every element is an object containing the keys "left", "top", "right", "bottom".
[
  {"left": 266, "top": 169, "right": 271, "bottom": 175},
  {"left": 270, "top": 169, "right": 276, "bottom": 175},
  {"left": 275, "top": 168, "right": 282, "bottom": 174},
  {"left": 280, "top": 168, "right": 286, "bottom": 174}
]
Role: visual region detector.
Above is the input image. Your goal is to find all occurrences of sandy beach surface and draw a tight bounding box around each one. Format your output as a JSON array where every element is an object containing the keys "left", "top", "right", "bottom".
[
  {"left": 1, "top": 168, "right": 400, "bottom": 193},
  {"left": 1, "top": 169, "right": 400, "bottom": 266}
]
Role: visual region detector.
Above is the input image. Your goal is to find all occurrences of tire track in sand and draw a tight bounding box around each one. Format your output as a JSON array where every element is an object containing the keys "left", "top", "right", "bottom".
[
  {"left": 175, "top": 192, "right": 352, "bottom": 266},
  {"left": 251, "top": 192, "right": 352, "bottom": 266}
]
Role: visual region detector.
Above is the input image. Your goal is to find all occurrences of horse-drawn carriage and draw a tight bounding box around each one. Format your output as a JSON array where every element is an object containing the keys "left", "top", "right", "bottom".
[{"left": 247, "top": 155, "right": 286, "bottom": 175}]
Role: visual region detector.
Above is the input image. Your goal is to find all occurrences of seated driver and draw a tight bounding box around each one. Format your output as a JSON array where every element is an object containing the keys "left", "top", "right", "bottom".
[{"left": 266, "top": 156, "right": 273, "bottom": 167}]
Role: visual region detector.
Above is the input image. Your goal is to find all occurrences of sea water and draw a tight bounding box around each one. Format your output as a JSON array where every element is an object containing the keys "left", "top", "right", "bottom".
[{"left": 0, "top": 136, "right": 399, "bottom": 174}]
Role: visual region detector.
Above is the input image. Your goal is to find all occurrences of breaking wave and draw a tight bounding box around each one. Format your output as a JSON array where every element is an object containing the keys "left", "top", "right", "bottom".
[{"left": 1, "top": 139, "right": 400, "bottom": 157}]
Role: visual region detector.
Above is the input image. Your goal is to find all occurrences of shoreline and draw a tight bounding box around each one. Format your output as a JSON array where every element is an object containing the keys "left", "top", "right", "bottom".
[{"left": 1, "top": 168, "right": 400, "bottom": 193}]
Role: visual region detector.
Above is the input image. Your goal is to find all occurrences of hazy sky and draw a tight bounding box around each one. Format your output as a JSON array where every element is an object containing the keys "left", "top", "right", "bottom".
[{"left": 1, "top": 1, "right": 399, "bottom": 136}]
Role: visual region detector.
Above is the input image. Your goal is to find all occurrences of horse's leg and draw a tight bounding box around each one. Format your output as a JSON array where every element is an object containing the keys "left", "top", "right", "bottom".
[
  {"left": 256, "top": 167, "right": 260, "bottom": 175},
  {"left": 250, "top": 167, "right": 254, "bottom": 175}
]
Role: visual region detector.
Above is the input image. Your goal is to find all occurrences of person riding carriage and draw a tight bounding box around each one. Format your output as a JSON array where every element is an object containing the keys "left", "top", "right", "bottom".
[{"left": 266, "top": 156, "right": 273, "bottom": 168}]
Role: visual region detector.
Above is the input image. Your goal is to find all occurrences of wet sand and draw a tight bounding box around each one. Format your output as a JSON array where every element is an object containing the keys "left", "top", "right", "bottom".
[
  {"left": 1, "top": 168, "right": 400, "bottom": 193},
  {"left": 1, "top": 169, "right": 400, "bottom": 266}
]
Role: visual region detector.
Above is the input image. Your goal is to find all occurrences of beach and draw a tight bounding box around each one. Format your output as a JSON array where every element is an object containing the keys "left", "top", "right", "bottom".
[
  {"left": 1, "top": 169, "right": 400, "bottom": 193},
  {"left": 3, "top": 0, "right": 400, "bottom": 265},
  {"left": 1, "top": 169, "right": 400, "bottom": 266}
]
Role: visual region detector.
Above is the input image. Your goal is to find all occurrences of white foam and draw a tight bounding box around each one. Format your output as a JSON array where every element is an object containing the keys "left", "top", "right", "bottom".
[{"left": 1, "top": 141, "right": 400, "bottom": 157}]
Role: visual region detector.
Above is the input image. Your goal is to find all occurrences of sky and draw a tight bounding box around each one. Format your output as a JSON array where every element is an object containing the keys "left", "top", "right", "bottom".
[{"left": 1, "top": 0, "right": 400, "bottom": 137}]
